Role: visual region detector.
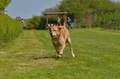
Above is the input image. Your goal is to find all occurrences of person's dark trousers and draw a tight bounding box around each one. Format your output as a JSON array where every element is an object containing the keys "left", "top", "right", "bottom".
[
  {"left": 68, "top": 23, "right": 72, "bottom": 29},
  {"left": 58, "top": 24, "right": 60, "bottom": 26}
]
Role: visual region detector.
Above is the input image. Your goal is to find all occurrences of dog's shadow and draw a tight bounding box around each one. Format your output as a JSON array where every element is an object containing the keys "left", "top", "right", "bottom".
[
  {"left": 34, "top": 55, "right": 59, "bottom": 60},
  {"left": 34, "top": 55, "right": 73, "bottom": 60}
]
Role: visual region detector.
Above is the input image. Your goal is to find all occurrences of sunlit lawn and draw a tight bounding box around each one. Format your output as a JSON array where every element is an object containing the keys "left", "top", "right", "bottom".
[{"left": 0, "top": 28, "right": 120, "bottom": 79}]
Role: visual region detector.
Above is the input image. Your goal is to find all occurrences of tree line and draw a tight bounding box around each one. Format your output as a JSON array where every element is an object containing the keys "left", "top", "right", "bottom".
[
  {"left": 27, "top": 0, "right": 120, "bottom": 29},
  {"left": 58, "top": 0, "right": 120, "bottom": 28}
]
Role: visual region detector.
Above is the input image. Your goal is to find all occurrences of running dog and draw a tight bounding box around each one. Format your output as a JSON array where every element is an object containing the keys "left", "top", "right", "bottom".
[{"left": 46, "top": 25, "right": 75, "bottom": 57}]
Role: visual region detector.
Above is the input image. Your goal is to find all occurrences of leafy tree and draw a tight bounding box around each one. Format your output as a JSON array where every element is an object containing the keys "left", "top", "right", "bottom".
[
  {"left": 41, "top": 5, "right": 59, "bottom": 16},
  {"left": 41, "top": 5, "right": 60, "bottom": 22},
  {"left": 0, "top": 0, "right": 11, "bottom": 11},
  {"left": 59, "top": 0, "right": 120, "bottom": 28},
  {"left": 27, "top": 16, "right": 45, "bottom": 30}
]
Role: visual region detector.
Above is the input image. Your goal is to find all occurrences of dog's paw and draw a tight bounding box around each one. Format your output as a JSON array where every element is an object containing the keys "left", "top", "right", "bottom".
[
  {"left": 58, "top": 54, "right": 62, "bottom": 58},
  {"left": 72, "top": 54, "right": 75, "bottom": 57}
]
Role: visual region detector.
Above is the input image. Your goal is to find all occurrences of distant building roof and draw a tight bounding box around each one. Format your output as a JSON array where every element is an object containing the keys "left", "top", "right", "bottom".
[{"left": 44, "top": 12, "right": 68, "bottom": 15}]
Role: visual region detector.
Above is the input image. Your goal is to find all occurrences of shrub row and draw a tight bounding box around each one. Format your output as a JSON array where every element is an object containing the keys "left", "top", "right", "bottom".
[
  {"left": 27, "top": 16, "right": 45, "bottom": 30},
  {"left": 0, "top": 11, "right": 22, "bottom": 47}
]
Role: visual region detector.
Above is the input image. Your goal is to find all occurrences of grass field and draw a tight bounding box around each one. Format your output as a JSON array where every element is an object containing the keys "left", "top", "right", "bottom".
[{"left": 0, "top": 28, "right": 120, "bottom": 79}]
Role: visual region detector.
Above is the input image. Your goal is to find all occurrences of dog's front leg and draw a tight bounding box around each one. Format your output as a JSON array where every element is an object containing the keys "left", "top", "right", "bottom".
[
  {"left": 54, "top": 46, "right": 60, "bottom": 54},
  {"left": 54, "top": 46, "right": 62, "bottom": 58},
  {"left": 58, "top": 44, "right": 66, "bottom": 57}
]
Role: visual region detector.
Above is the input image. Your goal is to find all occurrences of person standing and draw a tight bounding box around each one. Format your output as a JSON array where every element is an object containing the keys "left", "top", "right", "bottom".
[
  {"left": 57, "top": 17, "right": 61, "bottom": 26},
  {"left": 67, "top": 17, "right": 72, "bottom": 29},
  {"left": 21, "top": 19, "right": 25, "bottom": 28}
]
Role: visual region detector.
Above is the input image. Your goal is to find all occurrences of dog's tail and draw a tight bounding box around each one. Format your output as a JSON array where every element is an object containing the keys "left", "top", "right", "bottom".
[{"left": 60, "top": 15, "right": 66, "bottom": 27}]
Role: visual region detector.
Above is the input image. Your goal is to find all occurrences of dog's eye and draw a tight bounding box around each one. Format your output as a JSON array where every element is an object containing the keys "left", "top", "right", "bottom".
[{"left": 54, "top": 30, "right": 56, "bottom": 31}]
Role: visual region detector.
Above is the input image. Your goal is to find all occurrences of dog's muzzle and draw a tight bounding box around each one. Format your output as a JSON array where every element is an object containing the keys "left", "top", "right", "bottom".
[{"left": 50, "top": 33, "right": 56, "bottom": 38}]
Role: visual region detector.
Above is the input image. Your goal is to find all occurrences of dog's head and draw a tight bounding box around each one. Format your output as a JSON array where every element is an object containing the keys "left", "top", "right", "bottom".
[{"left": 46, "top": 26, "right": 64, "bottom": 38}]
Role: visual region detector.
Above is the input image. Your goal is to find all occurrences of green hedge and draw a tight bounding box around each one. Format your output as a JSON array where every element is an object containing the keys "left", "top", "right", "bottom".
[
  {"left": 27, "top": 16, "right": 45, "bottom": 30},
  {"left": 0, "top": 11, "right": 22, "bottom": 47}
]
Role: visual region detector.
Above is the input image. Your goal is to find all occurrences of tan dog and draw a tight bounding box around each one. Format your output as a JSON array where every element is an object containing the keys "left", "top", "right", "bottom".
[
  {"left": 46, "top": 26, "right": 75, "bottom": 57},
  {"left": 46, "top": 15, "right": 75, "bottom": 57}
]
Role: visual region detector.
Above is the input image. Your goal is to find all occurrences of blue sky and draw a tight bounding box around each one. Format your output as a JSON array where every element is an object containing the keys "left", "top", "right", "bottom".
[
  {"left": 112, "top": 0, "right": 120, "bottom": 1},
  {"left": 5, "top": 0, "right": 62, "bottom": 19},
  {"left": 5, "top": 0, "right": 119, "bottom": 19}
]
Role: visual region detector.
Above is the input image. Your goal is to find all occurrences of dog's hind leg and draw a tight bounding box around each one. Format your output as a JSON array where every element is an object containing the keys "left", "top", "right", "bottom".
[
  {"left": 69, "top": 44, "right": 75, "bottom": 57},
  {"left": 67, "top": 38, "right": 75, "bottom": 57}
]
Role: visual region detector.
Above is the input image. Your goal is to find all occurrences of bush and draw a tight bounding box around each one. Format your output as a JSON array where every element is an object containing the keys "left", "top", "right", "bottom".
[
  {"left": 27, "top": 16, "right": 45, "bottom": 30},
  {"left": 0, "top": 11, "right": 22, "bottom": 47}
]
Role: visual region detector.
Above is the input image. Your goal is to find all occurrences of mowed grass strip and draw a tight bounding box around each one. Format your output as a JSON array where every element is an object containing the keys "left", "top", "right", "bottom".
[{"left": 0, "top": 28, "right": 120, "bottom": 79}]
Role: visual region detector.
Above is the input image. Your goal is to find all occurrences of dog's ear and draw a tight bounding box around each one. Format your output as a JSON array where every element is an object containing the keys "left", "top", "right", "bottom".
[
  {"left": 58, "top": 26, "right": 65, "bottom": 30},
  {"left": 46, "top": 27, "right": 51, "bottom": 29}
]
